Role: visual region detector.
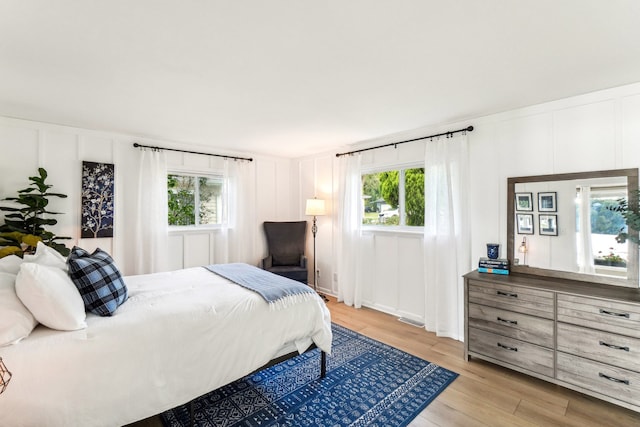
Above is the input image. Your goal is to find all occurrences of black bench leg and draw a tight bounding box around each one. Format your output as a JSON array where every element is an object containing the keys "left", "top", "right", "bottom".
[{"left": 320, "top": 351, "right": 327, "bottom": 378}]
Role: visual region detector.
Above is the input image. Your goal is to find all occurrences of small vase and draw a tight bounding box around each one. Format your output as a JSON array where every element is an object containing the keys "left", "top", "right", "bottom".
[{"left": 486, "top": 243, "right": 500, "bottom": 260}]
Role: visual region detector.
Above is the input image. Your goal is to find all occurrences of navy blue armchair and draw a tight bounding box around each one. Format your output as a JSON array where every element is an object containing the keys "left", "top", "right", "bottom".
[{"left": 261, "top": 221, "right": 308, "bottom": 284}]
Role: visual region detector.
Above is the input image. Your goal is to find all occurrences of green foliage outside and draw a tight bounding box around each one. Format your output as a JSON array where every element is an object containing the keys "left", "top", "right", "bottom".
[
  {"left": 167, "top": 175, "right": 221, "bottom": 226},
  {"left": 383, "top": 215, "right": 400, "bottom": 225},
  {"left": 362, "top": 168, "right": 425, "bottom": 226},
  {"left": 168, "top": 175, "right": 195, "bottom": 226},
  {"left": 404, "top": 168, "right": 425, "bottom": 226},
  {"left": 0, "top": 168, "right": 71, "bottom": 258},
  {"left": 379, "top": 171, "right": 399, "bottom": 209},
  {"left": 362, "top": 173, "right": 381, "bottom": 211},
  {"left": 594, "top": 249, "right": 626, "bottom": 266},
  {"left": 198, "top": 177, "right": 222, "bottom": 224},
  {"left": 607, "top": 190, "right": 640, "bottom": 244},
  {"left": 590, "top": 199, "right": 626, "bottom": 235}
]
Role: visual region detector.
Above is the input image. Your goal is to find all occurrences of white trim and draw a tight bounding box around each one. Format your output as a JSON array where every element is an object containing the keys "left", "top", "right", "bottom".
[
  {"left": 360, "top": 160, "right": 423, "bottom": 174},
  {"left": 361, "top": 226, "right": 424, "bottom": 236}
]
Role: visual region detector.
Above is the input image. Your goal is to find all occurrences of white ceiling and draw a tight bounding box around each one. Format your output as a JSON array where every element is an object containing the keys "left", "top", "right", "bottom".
[{"left": 2, "top": 1, "right": 640, "bottom": 158}]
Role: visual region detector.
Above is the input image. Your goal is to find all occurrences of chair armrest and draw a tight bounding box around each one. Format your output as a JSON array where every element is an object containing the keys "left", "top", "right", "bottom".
[
  {"left": 300, "top": 255, "right": 307, "bottom": 268},
  {"left": 262, "top": 255, "right": 273, "bottom": 269}
]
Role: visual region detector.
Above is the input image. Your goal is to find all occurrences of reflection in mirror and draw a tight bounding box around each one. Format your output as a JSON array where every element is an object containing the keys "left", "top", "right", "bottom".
[{"left": 507, "top": 169, "right": 639, "bottom": 288}]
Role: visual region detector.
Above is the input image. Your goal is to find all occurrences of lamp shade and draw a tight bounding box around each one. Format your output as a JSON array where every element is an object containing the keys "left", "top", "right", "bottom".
[{"left": 305, "top": 199, "right": 326, "bottom": 216}]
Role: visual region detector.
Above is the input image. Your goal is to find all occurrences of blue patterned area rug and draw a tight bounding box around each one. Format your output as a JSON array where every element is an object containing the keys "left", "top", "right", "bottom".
[{"left": 161, "top": 323, "right": 458, "bottom": 427}]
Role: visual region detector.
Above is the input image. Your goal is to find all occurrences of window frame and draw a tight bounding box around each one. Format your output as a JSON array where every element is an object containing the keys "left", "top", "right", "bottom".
[
  {"left": 361, "top": 162, "right": 425, "bottom": 232},
  {"left": 167, "top": 169, "right": 225, "bottom": 230}
]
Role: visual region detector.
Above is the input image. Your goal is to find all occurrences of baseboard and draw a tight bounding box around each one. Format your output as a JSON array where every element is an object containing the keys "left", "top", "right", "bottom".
[{"left": 398, "top": 317, "right": 425, "bottom": 327}]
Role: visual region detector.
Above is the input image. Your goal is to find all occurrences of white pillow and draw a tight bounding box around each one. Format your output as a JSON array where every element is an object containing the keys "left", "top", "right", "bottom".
[
  {"left": 23, "top": 241, "right": 68, "bottom": 271},
  {"left": 0, "top": 272, "right": 38, "bottom": 346},
  {"left": 16, "top": 263, "right": 87, "bottom": 331},
  {"left": 0, "top": 254, "right": 23, "bottom": 275}
]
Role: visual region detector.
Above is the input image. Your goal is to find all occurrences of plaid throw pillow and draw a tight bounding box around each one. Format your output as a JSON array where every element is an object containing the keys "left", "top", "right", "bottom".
[{"left": 67, "top": 247, "right": 128, "bottom": 316}]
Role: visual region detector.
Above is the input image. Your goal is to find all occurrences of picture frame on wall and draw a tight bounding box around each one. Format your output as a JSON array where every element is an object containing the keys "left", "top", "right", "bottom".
[
  {"left": 538, "top": 191, "right": 557, "bottom": 212},
  {"left": 539, "top": 214, "right": 558, "bottom": 236},
  {"left": 516, "top": 213, "right": 534, "bottom": 234},
  {"left": 515, "top": 192, "right": 533, "bottom": 211},
  {"left": 81, "top": 161, "right": 115, "bottom": 238}
]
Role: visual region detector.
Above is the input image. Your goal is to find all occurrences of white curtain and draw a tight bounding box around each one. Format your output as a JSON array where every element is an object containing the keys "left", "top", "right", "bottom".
[
  {"left": 134, "top": 149, "right": 168, "bottom": 274},
  {"left": 336, "top": 154, "right": 364, "bottom": 308},
  {"left": 423, "top": 134, "right": 471, "bottom": 340},
  {"left": 219, "top": 159, "right": 257, "bottom": 264},
  {"left": 577, "top": 186, "right": 595, "bottom": 274}
]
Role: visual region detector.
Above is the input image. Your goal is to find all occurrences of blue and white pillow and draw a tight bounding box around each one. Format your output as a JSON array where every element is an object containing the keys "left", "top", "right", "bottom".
[{"left": 67, "top": 247, "right": 128, "bottom": 316}]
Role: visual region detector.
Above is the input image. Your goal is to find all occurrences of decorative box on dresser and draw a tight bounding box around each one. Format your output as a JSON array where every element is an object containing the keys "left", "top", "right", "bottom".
[{"left": 464, "top": 270, "right": 640, "bottom": 412}]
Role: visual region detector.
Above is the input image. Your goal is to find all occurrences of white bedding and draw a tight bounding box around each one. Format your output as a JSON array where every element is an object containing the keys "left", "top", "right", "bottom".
[{"left": 0, "top": 267, "right": 332, "bottom": 427}]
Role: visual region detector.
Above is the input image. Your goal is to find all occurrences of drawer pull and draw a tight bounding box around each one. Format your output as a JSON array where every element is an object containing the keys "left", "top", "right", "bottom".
[
  {"left": 497, "top": 317, "right": 518, "bottom": 325},
  {"left": 497, "top": 342, "right": 518, "bottom": 352},
  {"left": 598, "top": 372, "right": 630, "bottom": 385},
  {"left": 599, "top": 341, "right": 630, "bottom": 352},
  {"left": 496, "top": 290, "right": 518, "bottom": 298},
  {"left": 599, "top": 309, "right": 630, "bottom": 319}
]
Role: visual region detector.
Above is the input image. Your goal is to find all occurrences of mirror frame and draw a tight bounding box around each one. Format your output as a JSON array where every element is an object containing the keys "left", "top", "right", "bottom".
[{"left": 507, "top": 168, "right": 639, "bottom": 287}]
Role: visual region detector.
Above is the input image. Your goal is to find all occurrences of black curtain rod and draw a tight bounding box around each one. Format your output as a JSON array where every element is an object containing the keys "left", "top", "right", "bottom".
[
  {"left": 335, "top": 125, "right": 474, "bottom": 157},
  {"left": 133, "top": 143, "right": 253, "bottom": 162}
]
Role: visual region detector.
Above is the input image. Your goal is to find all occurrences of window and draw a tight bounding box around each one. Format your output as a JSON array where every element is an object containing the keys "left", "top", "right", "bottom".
[
  {"left": 167, "top": 173, "right": 223, "bottom": 226},
  {"left": 362, "top": 167, "right": 424, "bottom": 227},
  {"left": 576, "top": 185, "right": 628, "bottom": 268}
]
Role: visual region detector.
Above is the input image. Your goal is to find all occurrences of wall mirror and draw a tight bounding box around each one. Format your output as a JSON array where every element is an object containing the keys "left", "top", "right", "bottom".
[{"left": 507, "top": 168, "right": 639, "bottom": 288}]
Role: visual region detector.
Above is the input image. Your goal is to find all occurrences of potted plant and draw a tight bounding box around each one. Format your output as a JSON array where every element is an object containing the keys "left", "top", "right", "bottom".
[
  {"left": 609, "top": 189, "right": 640, "bottom": 245},
  {"left": 594, "top": 249, "right": 627, "bottom": 267},
  {"left": 0, "top": 168, "right": 71, "bottom": 258}
]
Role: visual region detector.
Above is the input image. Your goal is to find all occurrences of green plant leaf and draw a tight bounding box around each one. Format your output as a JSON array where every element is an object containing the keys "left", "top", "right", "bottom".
[
  {"left": 0, "top": 168, "right": 71, "bottom": 257},
  {"left": 607, "top": 190, "right": 640, "bottom": 245},
  {"left": 0, "top": 246, "right": 22, "bottom": 258}
]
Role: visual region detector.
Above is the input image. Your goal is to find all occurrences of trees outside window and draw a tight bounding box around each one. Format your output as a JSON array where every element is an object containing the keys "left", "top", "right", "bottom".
[
  {"left": 362, "top": 167, "right": 424, "bottom": 227},
  {"left": 167, "top": 174, "right": 223, "bottom": 226}
]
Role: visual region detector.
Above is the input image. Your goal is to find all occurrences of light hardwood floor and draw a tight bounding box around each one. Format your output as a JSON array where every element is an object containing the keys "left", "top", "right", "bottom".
[{"left": 128, "top": 297, "right": 640, "bottom": 427}]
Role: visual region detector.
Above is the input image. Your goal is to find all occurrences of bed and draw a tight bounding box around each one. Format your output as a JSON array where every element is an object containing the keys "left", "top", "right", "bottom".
[{"left": 0, "top": 261, "right": 332, "bottom": 427}]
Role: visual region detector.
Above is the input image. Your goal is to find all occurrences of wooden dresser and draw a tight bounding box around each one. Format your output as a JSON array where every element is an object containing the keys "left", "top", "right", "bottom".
[{"left": 464, "top": 270, "right": 640, "bottom": 412}]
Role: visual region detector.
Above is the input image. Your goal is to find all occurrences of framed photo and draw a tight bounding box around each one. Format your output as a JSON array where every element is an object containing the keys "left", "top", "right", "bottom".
[
  {"left": 516, "top": 213, "right": 534, "bottom": 234},
  {"left": 538, "top": 192, "right": 557, "bottom": 212},
  {"left": 539, "top": 214, "right": 558, "bottom": 236},
  {"left": 515, "top": 192, "right": 533, "bottom": 211}
]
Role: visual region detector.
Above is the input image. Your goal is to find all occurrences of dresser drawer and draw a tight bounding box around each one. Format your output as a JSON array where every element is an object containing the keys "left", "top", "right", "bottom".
[
  {"left": 468, "top": 327, "right": 554, "bottom": 377},
  {"left": 468, "top": 303, "right": 554, "bottom": 347},
  {"left": 557, "top": 322, "right": 640, "bottom": 372},
  {"left": 557, "top": 352, "right": 640, "bottom": 406},
  {"left": 557, "top": 294, "right": 640, "bottom": 339},
  {"left": 468, "top": 280, "right": 554, "bottom": 319}
]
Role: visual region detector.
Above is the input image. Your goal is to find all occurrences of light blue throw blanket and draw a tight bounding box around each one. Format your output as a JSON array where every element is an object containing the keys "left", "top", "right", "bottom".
[{"left": 205, "top": 263, "right": 316, "bottom": 308}]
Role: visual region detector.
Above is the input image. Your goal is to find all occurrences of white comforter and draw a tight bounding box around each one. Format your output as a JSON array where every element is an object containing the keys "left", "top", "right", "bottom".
[{"left": 0, "top": 267, "right": 332, "bottom": 427}]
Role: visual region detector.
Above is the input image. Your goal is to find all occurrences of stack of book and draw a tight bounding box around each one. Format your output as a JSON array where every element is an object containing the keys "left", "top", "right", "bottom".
[{"left": 478, "top": 257, "right": 510, "bottom": 275}]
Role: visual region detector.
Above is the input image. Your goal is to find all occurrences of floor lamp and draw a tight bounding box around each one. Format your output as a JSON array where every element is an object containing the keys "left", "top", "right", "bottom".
[{"left": 306, "top": 198, "right": 328, "bottom": 302}]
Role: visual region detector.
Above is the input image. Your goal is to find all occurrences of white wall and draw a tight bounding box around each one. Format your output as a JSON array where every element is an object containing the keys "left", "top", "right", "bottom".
[
  {"left": 3, "top": 80, "right": 640, "bottom": 326},
  {"left": 297, "top": 81, "right": 640, "bottom": 325},
  {"left": 297, "top": 138, "right": 429, "bottom": 322},
  {"left": 0, "top": 117, "right": 297, "bottom": 275}
]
